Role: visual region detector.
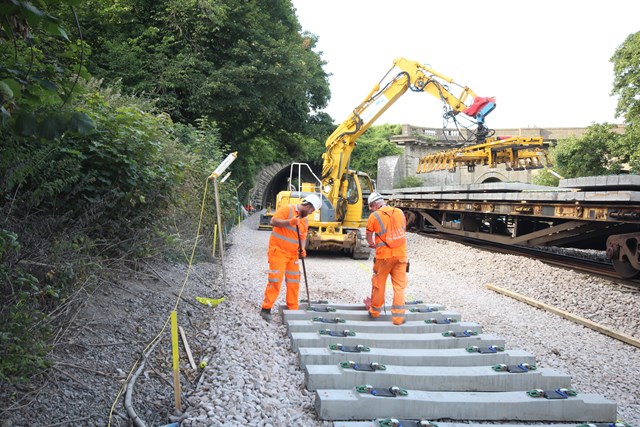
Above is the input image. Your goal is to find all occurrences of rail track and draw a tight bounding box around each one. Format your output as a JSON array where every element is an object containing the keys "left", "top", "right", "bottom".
[
  {"left": 282, "top": 301, "right": 624, "bottom": 426},
  {"left": 420, "top": 231, "right": 640, "bottom": 290}
]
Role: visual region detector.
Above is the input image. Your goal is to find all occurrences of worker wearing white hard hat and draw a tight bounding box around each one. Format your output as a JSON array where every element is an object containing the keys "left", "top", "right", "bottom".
[
  {"left": 365, "top": 192, "right": 408, "bottom": 325},
  {"left": 367, "top": 192, "right": 384, "bottom": 206},
  {"left": 260, "top": 193, "right": 320, "bottom": 322},
  {"left": 301, "top": 193, "right": 321, "bottom": 210}
]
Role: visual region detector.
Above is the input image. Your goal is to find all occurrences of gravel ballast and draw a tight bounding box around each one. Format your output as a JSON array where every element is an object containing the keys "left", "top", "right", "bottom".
[{"left": 1, "top": 212, "right": 638, "bottom": 426}]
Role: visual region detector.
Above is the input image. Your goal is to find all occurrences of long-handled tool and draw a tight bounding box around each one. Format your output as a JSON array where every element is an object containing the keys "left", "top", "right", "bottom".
[{"left": 295, "top": 223, "right": 311, "bottom": 307}]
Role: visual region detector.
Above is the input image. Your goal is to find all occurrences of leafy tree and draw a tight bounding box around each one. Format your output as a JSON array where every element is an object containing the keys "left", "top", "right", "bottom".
[
  {"left": 611, "top": 31, "right": 640, "bottom": 125},
  {"left": 0, "top": 0, "right": 92, "bottom": 137},
  {"left": 550, "top": 123, "right": 621, "bottom": 178},
  {"left": 349, "top": 124, "right": 403, "bottom": 179},
  {"left": 611, "top": 31, "right": 640, "bottom": 172},
  {"left": 298, "top": 112, "right": 336, "bottom": 165},
  {"left": 78, "top": 0, "right": 331, "bottom": 179},
  {"left": 623, "top": 126, "right": 640, "bottom": 172}
]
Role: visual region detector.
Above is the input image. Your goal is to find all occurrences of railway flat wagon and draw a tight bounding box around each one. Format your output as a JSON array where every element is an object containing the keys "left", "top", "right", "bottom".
[{"left": 386, "top": 175, "right": 640, "bottom": 279}]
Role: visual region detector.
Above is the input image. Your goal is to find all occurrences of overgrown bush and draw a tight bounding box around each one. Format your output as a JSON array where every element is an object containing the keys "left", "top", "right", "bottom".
[
  {"left": 0, "top": 82, "right": 235, "bottom": 381},
  {"left": 394, "top": 176, "right": 424, "bottom": 189},
  {"left": 532, "top": 169, "right": 560, "bottom": 187},
  {"left": 0, "top": 230, "right": 53, "bottom": 382},
  {"left": 350, "top": 124, "right": 403, "bottom": 179}
]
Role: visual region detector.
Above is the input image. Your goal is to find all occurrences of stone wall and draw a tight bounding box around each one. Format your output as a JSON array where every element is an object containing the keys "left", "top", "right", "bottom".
[{"left": 392, "top": 124, "right": 625, "bottom": 144}]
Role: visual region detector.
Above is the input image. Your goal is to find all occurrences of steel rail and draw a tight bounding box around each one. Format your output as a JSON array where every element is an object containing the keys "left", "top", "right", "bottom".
[{"left": 416, "top": 230, "right": 640, "bottom": 290}]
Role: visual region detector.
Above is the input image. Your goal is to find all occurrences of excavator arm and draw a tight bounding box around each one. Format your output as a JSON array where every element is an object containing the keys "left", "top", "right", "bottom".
[{"left": 321, "top": 57, "right": 496, "bottom": 206}]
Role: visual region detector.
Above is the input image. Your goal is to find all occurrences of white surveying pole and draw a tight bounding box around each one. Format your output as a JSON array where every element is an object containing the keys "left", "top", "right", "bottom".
[{"left": 208, "top": 152, "right": 237, "bottom": 294}]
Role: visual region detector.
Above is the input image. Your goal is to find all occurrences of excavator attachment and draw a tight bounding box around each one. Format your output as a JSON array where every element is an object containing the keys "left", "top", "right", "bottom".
[
  {"left": 416, "top": 137, "right": 551, "bottom": 174},
  {"left": 462, "top": 96, "right": 496, "bottom": 119}
]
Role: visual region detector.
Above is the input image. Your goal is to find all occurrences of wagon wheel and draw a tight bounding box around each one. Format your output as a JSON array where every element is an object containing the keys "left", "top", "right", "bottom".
[{"left": 611, "top": 259, "right": 640, "bottom": 279}]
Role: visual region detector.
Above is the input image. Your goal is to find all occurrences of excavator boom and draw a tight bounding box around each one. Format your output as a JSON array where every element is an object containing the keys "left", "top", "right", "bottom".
[{"left": 321, "top": 57, "right": 497, "bottom": 209}]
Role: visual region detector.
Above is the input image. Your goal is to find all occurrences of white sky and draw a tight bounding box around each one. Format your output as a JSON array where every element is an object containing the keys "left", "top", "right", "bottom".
[{"left": 292, "top": 0, "right": 640, "bottom": 129}]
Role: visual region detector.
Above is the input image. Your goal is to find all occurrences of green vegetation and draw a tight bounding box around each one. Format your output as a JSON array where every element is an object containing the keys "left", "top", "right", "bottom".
[
  {"left": 532, "top": 169, "right": 562, "bottom": 187},
  {"left": 395, "top": 176, "right": 424, "bottom": 189},
  {"left": 350, "top": 124, "right": 403, "bottom": 179},
  {"left": 0, "top": 77, "right": 236, "bottom": 381},
  {"left": 0, "top": 230, "right": 51, "bottom": 380},
  {"left": 534, "top": 123, "right": 624, "bottom": 186},
  {"left": 611, "top": 31, "right": 640, "bottom": 172},
  {"left": 76, "top": 0, "right": 331, "bottom": 187}
]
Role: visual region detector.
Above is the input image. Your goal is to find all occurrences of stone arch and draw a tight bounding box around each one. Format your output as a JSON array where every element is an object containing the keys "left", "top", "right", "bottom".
[
  {"left": 474, "top": 170, "right": 508, "bottom": 184},
  {"left": 481, "top": 176, "right": 503, "bottom": 183},
  {"left": 247, "top": 163, "right": 286, "bottom": 210},
  {"left": 248, "top": 163, "right": 321, "bottom": 210}
]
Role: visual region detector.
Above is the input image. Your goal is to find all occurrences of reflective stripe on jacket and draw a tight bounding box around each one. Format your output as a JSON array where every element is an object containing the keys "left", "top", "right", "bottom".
[
  {"left": 366, "top": 206, "right": 407, "bottom": 259},
  {"left": 269, "top": 205, "right": 308, "bottom": 253}
]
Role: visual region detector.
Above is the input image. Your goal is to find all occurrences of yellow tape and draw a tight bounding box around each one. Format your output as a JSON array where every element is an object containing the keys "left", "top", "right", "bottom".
[
  {"left": 196, "top": 296, "right": 225, "bottom": 307},
  {"left": 171, "top": 311, "right": 179, "bottom": 368},
  {"left": 356, "top": 261, "right": 371, "bottom": 272}
]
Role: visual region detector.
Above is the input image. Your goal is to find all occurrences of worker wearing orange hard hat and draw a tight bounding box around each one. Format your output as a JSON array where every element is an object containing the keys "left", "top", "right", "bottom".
[
  {"left": 260, "top": 193, "right": 321, "bottom": 322},
  {"left": 365, "top": 192, "right": 408, "bottom": 325}
]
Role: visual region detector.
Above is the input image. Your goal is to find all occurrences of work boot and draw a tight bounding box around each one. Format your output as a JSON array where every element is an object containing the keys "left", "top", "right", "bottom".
[{"left": 260, "top": 308, "right": 272, "bottom": 323}]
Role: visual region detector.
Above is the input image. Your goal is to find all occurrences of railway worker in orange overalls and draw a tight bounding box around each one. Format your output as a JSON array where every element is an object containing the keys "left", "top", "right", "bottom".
[
  {"left": 365, "top": 192, "right": 408, "bottom": 325},
  {"left": 260, "top": 194, "right": 322, "bottom": 322}
]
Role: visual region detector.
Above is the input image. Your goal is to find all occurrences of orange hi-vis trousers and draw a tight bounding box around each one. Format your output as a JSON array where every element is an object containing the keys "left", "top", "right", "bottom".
[
  {"left": 261, "top": 246, "right": 301, "bottom": 311},
  {"left": 368, "top": 256, "right": 407, "bottom": 325}
]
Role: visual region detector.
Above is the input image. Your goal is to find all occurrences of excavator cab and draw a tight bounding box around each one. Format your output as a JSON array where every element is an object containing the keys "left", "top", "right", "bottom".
[{"left": 337, "top": 170, "right": 375, "bottom": 228}]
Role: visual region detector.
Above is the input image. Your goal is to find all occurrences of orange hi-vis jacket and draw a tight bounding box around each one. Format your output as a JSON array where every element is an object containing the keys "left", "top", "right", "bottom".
[
  {"left": 366, "top": 206, "right": 407, "bottom": 259},
  {"left": 269, "top": 204, "right": 309, "bottom": 253}
]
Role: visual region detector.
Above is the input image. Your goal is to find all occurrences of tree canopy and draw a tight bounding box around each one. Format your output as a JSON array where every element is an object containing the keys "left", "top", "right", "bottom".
[
  {"left": 611, "top": 31, "right": 640, "bottom": 171},
  {"left": 611, "top": 31, "right": 640, "bottom": 125},
  {"left": 78, "top": 0, "right": 331, "bottom": 173},
  {"left": 551, "top": 124, "right": 622, "bottom": 178}
]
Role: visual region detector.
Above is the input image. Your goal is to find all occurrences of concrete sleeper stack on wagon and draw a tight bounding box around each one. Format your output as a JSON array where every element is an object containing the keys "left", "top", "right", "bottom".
[{"left": 281, "top": 301, "right": 618, "bottom": 426}]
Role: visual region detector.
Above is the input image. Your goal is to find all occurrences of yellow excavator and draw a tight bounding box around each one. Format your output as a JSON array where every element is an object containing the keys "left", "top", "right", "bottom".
[{"left": 268, "top": 57, "right": 549, "bottom": 258}]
